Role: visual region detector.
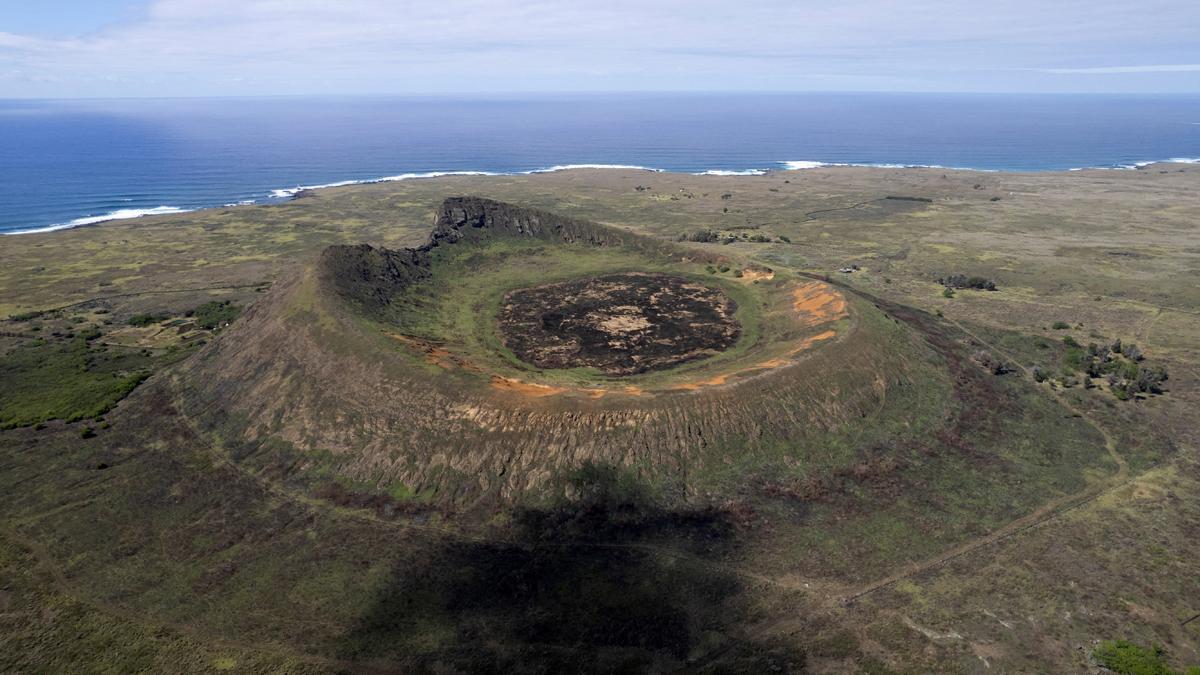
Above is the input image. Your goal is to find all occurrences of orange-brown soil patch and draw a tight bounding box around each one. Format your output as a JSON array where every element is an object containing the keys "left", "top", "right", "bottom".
[
  {"left": 489, "top": 376, "right": 643, "bottom": 399},
  {"left": 788, "top": 329, "right": 838, "bottom": 354},
  {"left": 671, "top": 329, "right": 840, "bottom": 391},
  {"left": 792, "top": 281, "right": 848, "bottom": 327},
  {"left": 740, "top": 266, "right": 776, "bottom": 282},
  {"left": 387, "top": 333, "right": 479, "bottom": 371},
  {"left": 489, "top": 376, "right": 569, "bottom": 397}
]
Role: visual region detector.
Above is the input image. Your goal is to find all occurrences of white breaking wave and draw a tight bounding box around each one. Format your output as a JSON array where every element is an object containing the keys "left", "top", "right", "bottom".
[
  {"left": 5, "top": 206, "right": 193, "bottom": 236},
  {"left": 269, "top": 170, "right": 501, "bottom": 199},
  {"left": 780, "top": 161, "right": 830, "bottom": 170},
  {"left": 780, "top": 160, "right": 987, "bottom": 171},
  {"left": 695, "top": 169, "right": 767, "bottom": 176},
  {"left": 269, "top": 166, "right": 660, "bottom": 199},
  {"left": 521, "top": 163, "right": 662, "bottom": 174},
  {"left": 1072, "top": 157, "right": 1200, "bottom": 171}
]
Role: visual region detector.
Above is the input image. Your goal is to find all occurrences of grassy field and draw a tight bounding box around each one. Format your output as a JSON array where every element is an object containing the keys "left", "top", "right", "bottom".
[{"left": 0, "top": 165, "right": 1197, "bottom": 672}]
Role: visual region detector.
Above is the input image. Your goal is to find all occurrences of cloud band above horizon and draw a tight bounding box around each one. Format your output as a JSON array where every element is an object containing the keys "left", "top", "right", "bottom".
[{"left": 0, "top": 0, "right": 1198, "bottom": 97}]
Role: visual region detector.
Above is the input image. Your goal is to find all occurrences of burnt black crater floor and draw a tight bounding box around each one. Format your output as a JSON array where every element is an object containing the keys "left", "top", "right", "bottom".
[{"left": 498, "top": 273, "right": 741, "bottom": 376}]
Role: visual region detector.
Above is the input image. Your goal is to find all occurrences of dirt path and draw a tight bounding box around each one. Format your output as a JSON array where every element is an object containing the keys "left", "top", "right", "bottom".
[
  {"left": 948, "top": 317, "right": 1127, "bottom": 480},
  {"left": 790, "top": 280, "right": 1129, "bottom": 604},
  {"left": 799, "top": 198, "right": 887, "bottom": 223}
]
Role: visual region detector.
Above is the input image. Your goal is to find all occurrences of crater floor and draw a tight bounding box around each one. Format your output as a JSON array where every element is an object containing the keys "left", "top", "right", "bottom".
[{"left": 498, "top": 272, "right": 740, "bottom": 376}]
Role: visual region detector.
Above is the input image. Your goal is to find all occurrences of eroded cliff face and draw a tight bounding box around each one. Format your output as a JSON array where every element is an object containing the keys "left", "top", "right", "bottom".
[
  {"left": 320, "top": 196, "right": 720, "bottom": 321},
  {"left": 317, "top": 244, "right": 430, "bottom": 318},
  {"left": 429, "top": 196, "right": 676, "bottom": 252}
]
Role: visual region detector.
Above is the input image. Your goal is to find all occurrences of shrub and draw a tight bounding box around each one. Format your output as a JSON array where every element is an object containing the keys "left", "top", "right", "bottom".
[
  {"left": 191, "top": 300, "right": 241, "bottom": 330},
  {"left": 127, "top": 313, "right": 168, "bottom": 327},
  {"left": 1052, "top": 321, "right": 1070, "bottom": 330},
  {"left": 1063, "top": 343, "right": 1091, "bottom": 372},
  {"left": 1133, "top": 366, "right": 1169, "bottom": 394},
  {"left": 973, "top": 350, "right": 1010, "bottom": 375},
  {"left": 1093, "top": 639, "right": 1194, "bottom": 675},
  {"left": 942, "top": 287, "right": 955, "bottom": 298},
  {"left": 778, "top": 235, "right": 791, "bottom": 243},
  {"left": 938, "top": 274, "right": 998, "bottom": 291},
  {"left": 80, "top": 426, "right": 96, "bottom": 439},
  {"left": 682, "top": 229, "right": 721, "bottom": 243}
]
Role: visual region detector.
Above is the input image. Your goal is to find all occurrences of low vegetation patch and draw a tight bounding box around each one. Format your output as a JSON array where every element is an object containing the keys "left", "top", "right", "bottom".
[
  {"left": 1093, "top": 640, "right": 1200, "bottom": 675},
  {"left": 127, "top": 312, "right": 170, "bottom": 327},
  {"left": 938, "top": 273, "right": 998, "bottom": 291},
  {"left": 0, "top": 335, "right": 169, "bottom": 428},
  {"left": 1055, "top": 338, "right": 1167, "bottom": 398},
  {"left": 187, "top": 300, "right": 241, "bottom": 330}
]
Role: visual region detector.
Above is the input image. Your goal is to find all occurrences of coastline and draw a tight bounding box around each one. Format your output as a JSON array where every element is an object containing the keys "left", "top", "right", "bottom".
[{"left": 4, "top": 157, "right": 1199, "bottom": 237}]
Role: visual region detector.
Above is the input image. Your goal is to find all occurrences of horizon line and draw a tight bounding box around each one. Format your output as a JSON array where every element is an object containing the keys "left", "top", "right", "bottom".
[{"left": 4, "top": 89, "right": 1200, "bottom": 102}]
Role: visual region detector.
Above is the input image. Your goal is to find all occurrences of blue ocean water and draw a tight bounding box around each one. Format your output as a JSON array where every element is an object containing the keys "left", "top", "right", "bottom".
[{"left": 1, "top": 93, "right": 1197, "bottom": 235}]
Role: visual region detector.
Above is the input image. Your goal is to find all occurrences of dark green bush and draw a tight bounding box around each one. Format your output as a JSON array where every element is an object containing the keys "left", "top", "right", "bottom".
[
  {"left": 190, "top": 300, "right": 242, "bottom": 330},
  {"left": 127, "top": 313, "right": 168, "bottom": 327},
  {"left": 1093, "top": 639, "right": 1198, "bottom": 675}
]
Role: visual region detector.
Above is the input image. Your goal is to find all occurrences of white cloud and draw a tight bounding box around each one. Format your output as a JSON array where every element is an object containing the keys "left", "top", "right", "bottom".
[
  {"left": 1044, "top": 64, "right": 1200, "bottom": 74},
  {"left": 0, "top": 0, "right": 1197, "bottom": 95}
]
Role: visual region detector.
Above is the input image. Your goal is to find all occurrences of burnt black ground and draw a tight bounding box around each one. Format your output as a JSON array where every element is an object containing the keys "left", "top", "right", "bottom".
[{"left": 498, "top": 273, "right": 740, "bottom": 376}]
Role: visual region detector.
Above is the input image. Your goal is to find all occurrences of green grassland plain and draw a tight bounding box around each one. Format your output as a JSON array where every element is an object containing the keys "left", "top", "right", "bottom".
[{"left": 1, "top": 165, "right": 1199, "bottom": 673}]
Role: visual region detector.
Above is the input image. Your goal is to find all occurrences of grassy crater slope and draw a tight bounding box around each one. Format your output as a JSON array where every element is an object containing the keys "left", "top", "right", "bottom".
[
  {"left": 172, "top": 198, "right": 928, "bottom": 506},
  {"left": 171, "top": 196, "right": 1112, "bottom": 569}
]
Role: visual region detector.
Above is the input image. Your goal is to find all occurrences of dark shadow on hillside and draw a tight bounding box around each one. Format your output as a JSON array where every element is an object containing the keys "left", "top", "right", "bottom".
[{"left": 334, "top": 464, "right": 806, "bottom": 673}]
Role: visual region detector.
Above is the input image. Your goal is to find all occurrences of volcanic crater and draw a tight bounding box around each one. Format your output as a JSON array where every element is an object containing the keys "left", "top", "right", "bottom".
[{"left": 498, "top": 273, "right": 740, "bottom": 376}]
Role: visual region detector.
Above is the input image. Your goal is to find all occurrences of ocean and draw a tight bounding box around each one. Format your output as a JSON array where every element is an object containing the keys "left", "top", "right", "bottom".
[{"left": 1, "top": 93, "right": 1197, "bottom": 235}]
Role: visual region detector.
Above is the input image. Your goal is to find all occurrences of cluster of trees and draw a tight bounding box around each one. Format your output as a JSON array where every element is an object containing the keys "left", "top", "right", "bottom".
[
  {"left": 127, "top": 300, "right": 241, "bottom": 331},
  {"left": 1035, "top": 336, "right": 1168, "bottom": 399},
  {"left": 679, "top": 229, "right": 723, "bottom": 243},
  {"left": 188, "top": 300, "right": 241, "bottom": 330},
  {"left": 679, "top": 229, "right": 787, "bottom": 245},
  {"left": 938, "top": 274, "right": 998, "bottom": 291},
  {"left": 127, "top": 312, "right": 170, "bottom": 327}
]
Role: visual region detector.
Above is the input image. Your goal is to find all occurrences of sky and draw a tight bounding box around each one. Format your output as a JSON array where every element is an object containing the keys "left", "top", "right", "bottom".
[{"left": 0, "top": 1, "right": 1198, "bottom": 98}]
